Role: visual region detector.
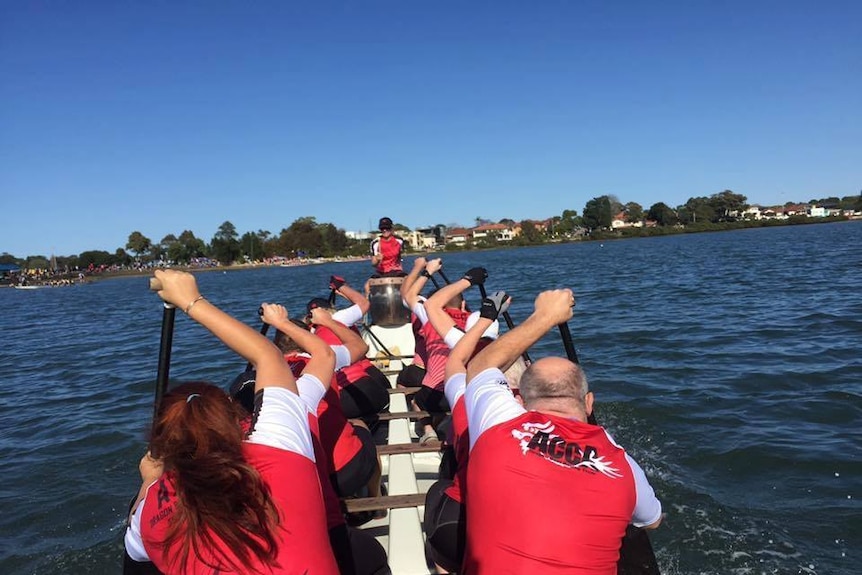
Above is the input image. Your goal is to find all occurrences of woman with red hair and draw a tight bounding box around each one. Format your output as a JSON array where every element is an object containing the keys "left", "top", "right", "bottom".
[{"left": 124, "top": 269, "right": 338, "bottom": 574}]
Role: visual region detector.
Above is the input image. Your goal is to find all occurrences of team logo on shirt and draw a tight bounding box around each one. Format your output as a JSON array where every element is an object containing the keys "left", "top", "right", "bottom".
[{"left": 511, "top": 421, "right": 622, "bottom": 478}]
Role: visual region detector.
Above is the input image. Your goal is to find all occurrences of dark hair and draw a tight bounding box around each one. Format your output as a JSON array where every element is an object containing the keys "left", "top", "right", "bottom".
[
  {"left": 273, "top": 319, "right": 310, "bottom": 355},
  {"left": 149, "top": 382, "right": 280, "bottom": 573}
]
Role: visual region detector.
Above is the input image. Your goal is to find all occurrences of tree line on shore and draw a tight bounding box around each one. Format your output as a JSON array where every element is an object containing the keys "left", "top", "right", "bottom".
[{"left": 2, "top": 190, "right": 859, "bottom": 272}]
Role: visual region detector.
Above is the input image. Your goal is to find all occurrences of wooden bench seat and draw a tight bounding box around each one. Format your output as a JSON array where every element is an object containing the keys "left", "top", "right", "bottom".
[
  {"left": 377, "top": 442, "right": 442, "bottom": 456},
  {"left": 342, "top": 493, "right": 427, "bottom": 513}
]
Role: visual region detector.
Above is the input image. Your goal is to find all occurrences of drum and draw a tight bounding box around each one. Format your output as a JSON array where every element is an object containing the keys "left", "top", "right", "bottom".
[{"left": 368, "top": 276, "right": 411, "bottom": 327}]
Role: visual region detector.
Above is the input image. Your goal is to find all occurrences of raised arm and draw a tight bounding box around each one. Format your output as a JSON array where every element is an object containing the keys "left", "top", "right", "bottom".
[
  {"left": 261, "top": 304, "right": 335, "bottom": 388},
  {"left": 330, "top": 275, "right": 370, "bottom": 315},
  {"left": 466, "top": 289, "right": 574, "bottom": 383},
  {"left": 426, "top": 266, "right": 486, "bottom": 338},
  {"left": 310, "top": 307, "right": 369, "bottom": 364},
  {"left": 152, "top": 269, "right": 296, "bottom": 394},
  {"left": 400, "top": 256, "right": 431, "bottom": 309},
  {"left": 446, "top": 291, "right": 510, "bottom": 380}
]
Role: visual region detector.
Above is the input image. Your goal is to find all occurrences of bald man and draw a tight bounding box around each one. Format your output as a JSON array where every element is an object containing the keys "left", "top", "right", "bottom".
[{"left": 461, "top": 289, "right": 662, "bottom": 575}]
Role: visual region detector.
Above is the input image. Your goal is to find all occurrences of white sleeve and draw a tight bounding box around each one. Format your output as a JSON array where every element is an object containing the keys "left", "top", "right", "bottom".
[
  {"left": 332, "top": 344, "right": 352, "bottom": 370},
  {"left": 295, "top": 373, "right": 327, "bottom": 413},
  {"left": 465, "top": 367, "right": 525, "bottom": 450},
  {"left": 443, "top": 327, "right": 464, "bottom": 349},
  {"left": 124, "top": 490, "right": 153, "bottom": 562},
  {"left": 332, "top": 304, "right": 363, "bottom": 327},
  {"left": 626, "top": 453, "right": 663, "bottom": 527},
  {"left": 246, "top": 387, "right": 315, "bottom": 461},
  {"left": 412, "top": 301, "right": 429, "bottom": 325},
  {"left": 444, "top": 372, "right": 467, "bottom": 409}
]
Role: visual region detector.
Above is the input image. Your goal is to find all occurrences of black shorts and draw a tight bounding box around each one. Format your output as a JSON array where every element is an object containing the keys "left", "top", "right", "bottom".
[
  {"left": 340, "top": 373, "right": 391, "bottom": 420},
  {"left": 414, "top": 386, "right": 450, "bottom": 414},
  {"left": 328, "top": 524, "right": 391, "bottom": 575},
  {"left": 396, "top": 363, "right": 426, "bottom": 387},
  {"left": 332, "top": 424, "right": 378, "bottom": 497},
  {"left": 423, "top": 479, "right": 466, "bottom": 573}
]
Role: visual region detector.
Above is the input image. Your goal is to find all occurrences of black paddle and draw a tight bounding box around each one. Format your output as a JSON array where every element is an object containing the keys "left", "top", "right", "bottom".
[
  {"left": 245, "top": 309, "right": 270, "bottom": 372},
  {"left": 557, "top": 319, "right": 661, "bottom": 575},
  {"left": 477, "top": 282, "right": 533, "bottom": 365},
  {"left": 152, "top": 294, "right": 176, "bottom": 422},
  {"left": 123, "top": 279, "right": 174, "bottom": 575}
]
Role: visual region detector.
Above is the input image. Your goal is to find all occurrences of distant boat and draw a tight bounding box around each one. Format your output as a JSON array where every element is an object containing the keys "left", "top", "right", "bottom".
[{"left": 14, "top": 285, "right": 45, "bottom": 290}]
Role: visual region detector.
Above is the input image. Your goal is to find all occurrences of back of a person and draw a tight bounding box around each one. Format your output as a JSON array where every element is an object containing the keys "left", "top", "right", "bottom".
[
  {"left": 141, "top": 443, "right": 336, "bottom": 574},
  {"left": 464, "top": 411, "right": 636, "bottom": 574}
]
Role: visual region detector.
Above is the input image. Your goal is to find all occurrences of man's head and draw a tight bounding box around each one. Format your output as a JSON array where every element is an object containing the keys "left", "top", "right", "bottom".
[
  {"left": 378, "top": 217, "right": 393, "bottom": 235},
  {"left": 519, "top": 357, "right": 593, "bottom": 420},
  {"left": 306, "top": 297, "right": 334, "bottom": 318},
  {"left": 273, "top": 319, "right": 311, "bottom": 355}
]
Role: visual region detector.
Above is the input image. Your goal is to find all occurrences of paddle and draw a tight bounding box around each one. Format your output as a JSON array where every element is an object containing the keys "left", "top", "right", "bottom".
[
  {"left": 151, "top": 282, "right": 176, "bottom": 422},
  {"left": 557, "top": 318, "right": 660, "bottom": 575},
  {"left": 123, "top": 279, "right": 175, "bottom": 575},
  {"left": 245, "top": 309, "right": 270, "bottom": 372},
  {"left": 477, "top": 282, "right": 533, "bottom": 365}
]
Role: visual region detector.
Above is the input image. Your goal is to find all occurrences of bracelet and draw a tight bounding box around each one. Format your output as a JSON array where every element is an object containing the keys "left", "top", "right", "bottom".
[
  {"left": 421, "top": 270, "right": 432, "bottom": 278},
  {"left": 185, "top": 295, "right": 206, "bottom": 314}
]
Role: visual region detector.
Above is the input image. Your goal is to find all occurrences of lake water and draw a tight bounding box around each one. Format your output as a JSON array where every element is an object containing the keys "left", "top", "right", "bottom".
[{"left": 1, "top": 221, "right": 859, "bottom": 575}]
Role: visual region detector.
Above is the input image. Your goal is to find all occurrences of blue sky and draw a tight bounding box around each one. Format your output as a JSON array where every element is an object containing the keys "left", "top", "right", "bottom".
[{"left": 1, "top": 1, "right": 859, "bottom": 257}]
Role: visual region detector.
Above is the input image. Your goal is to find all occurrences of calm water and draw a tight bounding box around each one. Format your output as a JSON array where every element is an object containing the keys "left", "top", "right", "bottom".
[{"left": 1, "top": 222, "right": 860, "bottom": 575}]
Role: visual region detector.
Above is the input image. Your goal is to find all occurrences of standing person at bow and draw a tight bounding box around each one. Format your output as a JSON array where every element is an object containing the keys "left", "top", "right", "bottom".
[
  {"left": 369, "top": 217, "right": 405, "bottom": 277},
  {"left": 462, "top": 289, "right": 663, "bottom": 575},
  {"left": 124, "top": 269, "right": 338, "bottom": 574}
]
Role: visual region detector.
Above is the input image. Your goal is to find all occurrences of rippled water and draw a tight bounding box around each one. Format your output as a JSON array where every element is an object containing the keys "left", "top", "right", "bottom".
[{"left": 1, "top": 221, "right": 859, "bottom": 574}]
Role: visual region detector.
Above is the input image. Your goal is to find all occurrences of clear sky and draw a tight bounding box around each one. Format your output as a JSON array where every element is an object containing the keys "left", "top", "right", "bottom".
[{"left": 1, "top": 1, "right": 859, "bottom": 257}]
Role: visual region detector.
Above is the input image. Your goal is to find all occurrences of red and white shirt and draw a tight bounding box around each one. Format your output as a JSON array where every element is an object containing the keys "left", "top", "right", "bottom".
[
  {"left": 287, "top": 355, "right": 363, "bottom": 474},
  {"left": 462, "top": 367, "right": 662, "bottom": 575},
  {"left": 370, "top": 234, "right": 403, "bottom": 274},
  {"left": 412, "top": 301, "right": 469, "bottom": 392},
  {"left": 125, "top": 383, "right": 338, "bottom": 574}
]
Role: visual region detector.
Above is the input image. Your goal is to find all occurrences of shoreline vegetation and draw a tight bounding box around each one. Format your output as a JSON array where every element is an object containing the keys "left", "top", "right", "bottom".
[
  {"left": 2, "top": 190, "right": 860, "bottom": 287},
  {"left": 3, "top": 215, "right": 858, "bottom": 289}
]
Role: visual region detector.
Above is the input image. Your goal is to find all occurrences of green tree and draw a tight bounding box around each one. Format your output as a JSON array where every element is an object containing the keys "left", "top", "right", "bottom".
[
  {"left": 679, "top": 196, "right": 717, "bottom": 225},
  {"left": 647, "top": 202, "right": 678, "bottom": 226},
  {"left": 114, "top": 248, "right": 132, "bottom": 266},
  {"left": 169, "top": 230, "right": 206, "bottom": 264},
  {"left": 279, "top": 217, "right": 324, "bottom": 257},
  {"left": 0, "top": 252, "right": 19, "bottom": 265},
  {"left": 582, "top": 196, "right": 613, "bottom": 231},
  {"left": 210, "top": 221, "right": 241, "bottom": 265},
  {"left": 323, "top": 223, "right": 350, "bottom": 256},
  {"left": 125, "top": 231, "right": 152, "bottom": 259},
  {"left": 78, "top": 250, "right": 114, "bottom": 267},
  {"left": 624, "top": 202, "right": 644, "bottom": 223},
  {"left": 518, "top": 220, "right": 543, "bottom": 244},
  {"left": 240, "top": 231, "right": 264, "bottom": 262},
  {"left": 555, "top": 209, "right": 582, "bottom": 236},
  {"left": 708, "top": 190, "right": 748, "bottom": 221}
]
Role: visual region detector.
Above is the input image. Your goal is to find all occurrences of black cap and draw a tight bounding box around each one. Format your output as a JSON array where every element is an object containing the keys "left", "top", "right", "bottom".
[
  {"left": 378, "top": 217, "right": 393, "bottom": 230},
  {"left": 306, "top": 297, "right": 332, "bottom": 314},
  {"left": 228, "top": 370, "right": 257, "bottom": 414}
]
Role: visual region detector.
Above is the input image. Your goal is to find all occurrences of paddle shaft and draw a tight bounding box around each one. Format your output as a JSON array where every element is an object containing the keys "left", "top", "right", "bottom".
[
  {"left": 557, "top": 307, "right": 658, "bottom": 573},
  {"left": 246, "top": 316, "right": 270, "bottom": 372},
  {"left": 152, "top": 303, "right": 176, "bottom": 422},
  {"left": 477, "top": 283, "right": 532, "bottom": 364}
]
